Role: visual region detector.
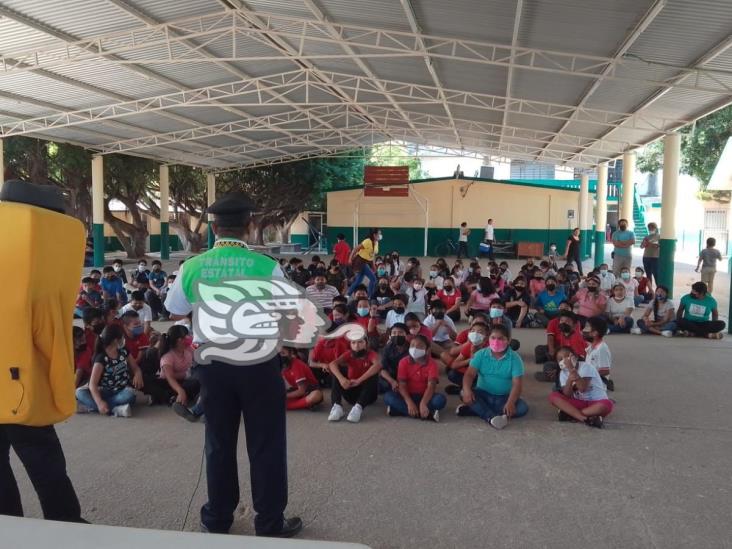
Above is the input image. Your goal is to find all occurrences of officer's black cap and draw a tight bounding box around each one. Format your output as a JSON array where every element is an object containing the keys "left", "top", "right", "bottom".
[{"left": 208, "top": 192, "right": 256, "bottom": 228}]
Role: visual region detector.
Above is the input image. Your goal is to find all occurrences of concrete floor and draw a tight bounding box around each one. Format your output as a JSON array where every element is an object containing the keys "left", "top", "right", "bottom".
[
  {"left": 12, "top": 249, "right": 731, "bottom": 548},
  {"left": 12, "top": 327, "right": 732, "bottom": 548}
]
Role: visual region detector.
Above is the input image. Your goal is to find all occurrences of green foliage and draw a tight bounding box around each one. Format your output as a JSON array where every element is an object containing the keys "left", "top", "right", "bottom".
[
  {"left": 368, "top": 143, "right": 428, "bottom": 180},
  {"left": 681, "top": 105, "right": 732, "bottom": 187},
  {"left": 636, "top": 140, "right": 663, "bottom": 174}
]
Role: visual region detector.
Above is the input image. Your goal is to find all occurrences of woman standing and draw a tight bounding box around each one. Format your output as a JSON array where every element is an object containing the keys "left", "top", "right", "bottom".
[
  {"left": 641, "top": 222, "right": 660, "bottom": 288},
  {"left": 347, "top": 228, "right": 382, "bottom": 298},
  {"left": 564, "top": 227, "right": 583, "bottom": 276}
]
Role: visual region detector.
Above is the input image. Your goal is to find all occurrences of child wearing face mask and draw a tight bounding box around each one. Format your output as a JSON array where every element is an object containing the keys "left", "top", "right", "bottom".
[
  {"left": 583, "top": 316, "right": 614, "bottom": 391},
  {"left": 466, "top": 276, "right": 498, "bottom": 319},
  {"left": 384, "top": 335, "right": 446, "bottom": 422},
  {"left": 280, "top": 346, "right": 324, "bottom": 411},
  {"left": 458, "top": 324, "right": 528, "bottom": 429},
  {"left": 73, "top": 326, "right": 93, "bottom": 388},
  {"left": 444, "top": 322, "right": 489, "bottom": 395},
  {"left": 633, "top": 267, "right": 653, "bottom": 305},
  {"left": 379, "top": 323, "right": 410, "bottom": 393},
  {"left": 373, "top": 276, "right": 395, "bottom": 319},
  {"left": 534, "top": 310, "right": 587, "bottom": 384},
  {"left": 547, "top": 243, "right": 560, "bottom": 270},
  {"left": 548, "top": 345, "right": 613, "bottom": 428},
  {"left": 112, "top": 259, "right": 128, "bottom": 284},
  {"left": 437, "top": 278, "right": 463, "bottom": 322},
  {"left": 328, "top": 337, "right": 381, "bottom": 423},
  {"left": 75, "top": 324, "right": 144, "bottom": 417},
  {"left": 597, "top": 263, "right": 616, "bottom": 294},
  {"left": 487, "top": 300, "right": 520, "bottom": 351},
  {"left": 385, "top": 294, "right": 408, "bottom": 329},
  {"left": 157, "top": 325, "right": 204, "bottom": 422},
  {"left": 424, "top": 263, "right": 445, "bottom": 294},
  {"left": 617, "top": 267, "right": 639, "bottom": 303},
  {"left": 529, "top": 271, "right": 546, "bottom": 298},
  {"left": 404, "top": 313, "right": 433, "bottom": 343},
  {"left": 405, "top": 278, "right": 428, "bottom": 319},
  {"left": 572, "top": 274, "right": 608, "bottom": 327},
  {"left": 503, "top": 277, "right": 531, "bottom": 328},
  {"left": 632, "top": 285, "right": 677, "bottom": 337},
  {"left": 309, "top": 304, "right": 350, "bottom": 386},
  {"left": 423, "top": 301, "right": 457, "bottom": 356}
]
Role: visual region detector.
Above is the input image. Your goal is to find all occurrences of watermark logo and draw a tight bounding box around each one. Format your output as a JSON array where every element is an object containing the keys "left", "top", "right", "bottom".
[{"left": 192, "top": 277, "right": 328, "bottom": 366}]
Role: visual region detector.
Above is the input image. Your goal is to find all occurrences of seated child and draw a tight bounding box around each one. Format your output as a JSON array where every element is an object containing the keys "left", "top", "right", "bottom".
[
  {"left": 383, "top": 335, "right": 446, "bottom": 422},
  {"left": 309, "top": 304, "right": 350, "bottom": 386},
  {"left": 584, "top": 316, "right": 614, "bottom": 391},
  {"left": 633, "top": 285, "right": 676, "bottom": 337},
  {"left": 548, "top": 346, "right": 613, "bottom": 428},
  {"left": 443, "top": 321, "right": 489, "bottom": 394},
  {"left": 327, "top": 336, "right": 381, "bottom": 423},
  {"left": 75, "top": 324, "right": 144, "bottom": 417},
  {"left": 422, "top": 300, "right": 456, "bottom": 356},
  {"left": 534, "top": 310, "right": 586, "bottom": 383},
  {"left": 75, "top": 276, "right": 103, "bottom": 318},
  {"left": 159, "top": 325, "right": 204, "bottom": 422},
  {"left": 73, "top": 325, "right": 92, "bottom": 388},
  {"left": 280, "top": 347, "right": 324, "bottom": 411},
  {"left": 457, "top": 324, "right": 529, "bottom": 430},
  {"left": 379, "top": 323, "right": 410, "bottom": 393}
]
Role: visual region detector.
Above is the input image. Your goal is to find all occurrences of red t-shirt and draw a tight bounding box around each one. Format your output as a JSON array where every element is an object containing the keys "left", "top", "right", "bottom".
[
  {"left": 407, "top": 325, "right": 433, "bottom": 342},
  {"left": 437, "top": 289, "right": 461, "bottom": 309},
  {"left": 637, "top": 276, "right": 651, "bottom": 295},
  {"left": 282, "top": 358, "right": 318, "bottom": 389},
  {"left": 337, "top": 350, "right": 378, "bottom": 380},
  {"left": 125, "top": 333, "right": 151, "bottom": 362},
  {"left": 455, "top": 341, "right": 487, "bottom": 373},
  {"left": 76, "top": 327, "right": 97, "bottom": 374},
  {"left": 546, "top": 321, "right": 586, "bottom": 359},
  {"left": 397, "top": 356, "right": 439, "bottom": 395},
  {"left": 311, "top": 336, "right": 349, "bottom": 364},
  {"left": 333, "top": 241, "right": 351, "bottom": 266}
]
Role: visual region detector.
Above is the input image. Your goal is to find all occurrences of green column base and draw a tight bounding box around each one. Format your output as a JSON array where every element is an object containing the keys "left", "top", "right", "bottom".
[
  {"left": 160, "top": 222, "right": 170, "bottom": 260},
  {"left": 658, "top": 238, "right": 676, "bottom": 298},
  {"left": 594, "top": 231, "right": 605, "bottom": 267},
  {"left": 207, "top": 225, "right": 215, "bottom": 249},
  {"left": 580, "top": 230, "right": 591, "bottom": 259},
  {"left": 93, "top": 223, "right": 105, "bottom": 267}
]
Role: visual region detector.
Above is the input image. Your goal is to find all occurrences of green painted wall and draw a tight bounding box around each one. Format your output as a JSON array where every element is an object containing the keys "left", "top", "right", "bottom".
[
  {"left": 149, "top": 234, "right": 183, "bottom": 253},
  {"left": 290, "top": 234, "right": 309, "bottom": 247},
  {"left": 327, "top": 226, "right": 575, "bottom": 258}
]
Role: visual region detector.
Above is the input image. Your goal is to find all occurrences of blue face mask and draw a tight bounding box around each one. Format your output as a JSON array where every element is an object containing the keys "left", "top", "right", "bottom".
[
  {"left": 377, "top": 268, "right": 386, "bottom": 276},
  {"left": 357, "top": 307, "right": 369, "bottom": 317},
  {"left": 489, "top": 308, "right": 503, "bottom": 319},
  {"left": 131, "top": 325, "right": 144, "bottom": 338}
]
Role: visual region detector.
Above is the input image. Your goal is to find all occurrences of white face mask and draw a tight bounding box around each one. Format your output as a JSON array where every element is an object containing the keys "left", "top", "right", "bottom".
[
  {"left": 113, "top": 265, "right": 122, "bottom": 272},
  {"left": 409, "top": 348, "right": 426, "bottom": 360},
  {"left": 468, "top": 332, "right": 484, "bottom": 345},
  {"left": 429, "top": 271, "right": 437, "bottom": 278},
  {"left": 138, "top": 264, "right": 146, "bottom": 271},
  {"left": 413, "top": 284, "right": 423, "bottom": 291},
  {"left": 550, "top": 246, "right": 557, "bottom": 251},
  {"left": 377, "top": 234, "right": 383, "bottom": 241}
]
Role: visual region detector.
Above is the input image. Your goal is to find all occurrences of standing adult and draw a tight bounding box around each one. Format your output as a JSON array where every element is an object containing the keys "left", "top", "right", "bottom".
[
  {"left": 165, "top": 193, "right": 302, "bottom": 538},
  {"left": 483, "top": 218, "right": 495, "bottom": 260},
  {"left": 457, "top": 222, "right": 470, "bottom": 259},
  {"left": 347, "top": 228, "right": 381, "bottom": 299},
  {"left": 611, "top": 219, "right": 635, "bottom": 276},
  {"left": 0, "top": 180, "right": 85, "bottom": 523},
  {"left": 564, "top": 227, "right": 583, "bottom": 276},
  {"left": 640, "top": 222, "right": 660, "bottom": 288}
]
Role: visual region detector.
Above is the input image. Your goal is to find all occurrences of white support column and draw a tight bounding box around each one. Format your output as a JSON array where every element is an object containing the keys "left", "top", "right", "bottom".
[
  {"left": 659, "top": 132, "right": 680, "bottom": 295},
  {"left": 578, "top": 173, "right": 589, "bottom": 258},
  {"left": 621, "top": 151, "right": 636, "bottom": 228},
  {"left": 159, "top": 164, "right": 170, "bottom": 260},
  {"left": 206, "top": 172, "right": 216, "bottom": 248},
  {"left": 594, "top": 162, "right": 608, "bottom": 267},
  {"left": 91, "top": 155, "right": 105, "bottom": 267}
]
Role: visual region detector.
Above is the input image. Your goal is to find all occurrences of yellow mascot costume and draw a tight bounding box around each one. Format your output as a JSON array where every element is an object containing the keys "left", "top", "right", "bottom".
[{"left": 0, "top": 179, "right": 85, "bottom": 522}]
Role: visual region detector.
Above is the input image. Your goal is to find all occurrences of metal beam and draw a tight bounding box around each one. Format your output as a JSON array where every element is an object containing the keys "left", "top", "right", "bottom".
[
  {"left": 3, "top": 8, "right": 731, "bottom": 96},
  {"left": 536, "top": 0, "right": 666, "bottom": 161},
  {"left": 499, "top": 0, "right": 523, "bottom": 150}
]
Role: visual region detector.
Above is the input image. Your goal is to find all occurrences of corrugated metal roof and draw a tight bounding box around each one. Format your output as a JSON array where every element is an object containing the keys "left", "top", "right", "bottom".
[{"left": 0, "top": 0, "right": 728, "bottom": 170}]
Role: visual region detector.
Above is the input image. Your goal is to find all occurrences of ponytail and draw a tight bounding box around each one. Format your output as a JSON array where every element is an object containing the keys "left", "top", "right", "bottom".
[
  {"left": 160, "top": 324, "right": 189, "bottom": 356},
  {"left": 95, "top": 324, "right": 124, "bottom": 355}
]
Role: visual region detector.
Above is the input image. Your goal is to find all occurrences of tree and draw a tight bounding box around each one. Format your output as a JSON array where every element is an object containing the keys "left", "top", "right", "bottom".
[
  {"left": 681, "top": 105, "right": 732, "bottom": 188},
  {"left": 368, "top": 143, "right": 428, "bottom": 180},
  {"left": 636, "top": 140, "right": 663, "bottom": 196}
]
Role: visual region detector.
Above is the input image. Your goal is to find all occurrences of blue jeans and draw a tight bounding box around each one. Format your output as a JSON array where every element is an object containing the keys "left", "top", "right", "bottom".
[
  {"left": 447, "top": 369, "right": 464, "bottom": 386},
  {"left": 468, "top": 388, "right": 529, "bottom": 421},
  {"left": 347, "top": 263, "right": 377, "bottom": 298},
  {"left": 75, "top": 386, "right": 136, "bottom": 412},
  {"left": 637, "top": 318, "right": 676, "bottom": 334},
  {"left": 607, "top": 316, "right": 634, "bottom": 333},
  {"left": 383, "top": 391, "right": 447, "bottom": 416}
]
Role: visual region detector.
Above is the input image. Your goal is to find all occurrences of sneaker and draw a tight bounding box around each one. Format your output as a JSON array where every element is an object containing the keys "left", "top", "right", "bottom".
[
  {"left": 602, "top": 377, "right": 615, "bottom": 392},
  {"left": 172, "top": 402, "right": 199, "bottom": 423},
  {"left": 661, "top": 330, "right": 673, "bottom": 338},
  {"left": 489, "top": 414, "right": 508, "bottom": 430},
  {"left": 266, "top": 517, "right": 304, "bottom": 538},
  {"left": 327, "top": 403, "right": 345, "bottom": 422},
  {"left": 630, "top": 327, "right": 642, "bottom": 335},
  {"left": 431, "top": 410, "right": 440, "bottom": 423},
  {"left": 346, "top": 404, "right": 363, "bottom": 423},
  {"left": 111, "top": 404, "right": 132, "bottom": 418},
  {"left": 557, "top": 410, "right": 574, "bottom": 422},
  {"left": 136, "top": 393, "right": 153, "bottom": 406},
  {"left": 676, "top": 330, "right": 689, "bottom": 337},
  {"left": 445, "top": 384, "right": 461, "bottom": 395},
  {"left": 455, "top": 404, "right": 471, "bottom": 416},
  {"left": 708, "top": 332, "right": 723, "bottom": 340},
  {"left": 585, "top": 415, "right": 604, "bottom": 429},
  {"left": 76, "top": 402, "right": 91, "bottom": 414}
]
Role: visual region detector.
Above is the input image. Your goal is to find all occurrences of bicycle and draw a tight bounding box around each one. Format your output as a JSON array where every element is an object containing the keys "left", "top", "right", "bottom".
[{"left": 433, "top": 238, "right": 458, "bottom": 257}]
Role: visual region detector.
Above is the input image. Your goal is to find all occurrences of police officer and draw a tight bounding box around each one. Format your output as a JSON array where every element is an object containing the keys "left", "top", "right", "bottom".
[{"left": 165, "top": 193, "right": 302, "bottom": 538}]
